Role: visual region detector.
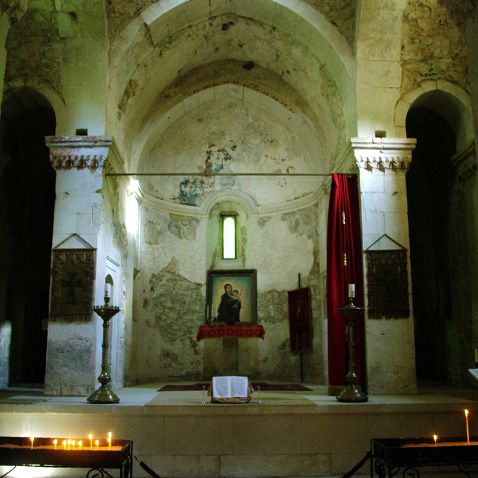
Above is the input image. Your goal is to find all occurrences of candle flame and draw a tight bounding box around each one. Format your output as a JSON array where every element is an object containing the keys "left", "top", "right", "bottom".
[
  {"left": 78, "top": 440, "right": 83, "bottom": 449},
  {"left": 53, "top": 439, "right": 57, "bottom": 446},
  {"left": 433, "top": 434, "right": 438, "bottom": 442},
  {"left": 465, "top": 409, "right": 469, "bottom": 417},
  {"left": 95, "top": 439, "right": 99, "bottom": 447}
]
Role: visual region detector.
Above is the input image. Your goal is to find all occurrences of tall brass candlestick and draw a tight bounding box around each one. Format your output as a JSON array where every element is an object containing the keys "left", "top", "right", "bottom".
[
  {"left": 87, "top": 296, "right": 121, "bottom": 404},
  {"left": 336, "top": 297, "right": 368, "bottom": 403}
]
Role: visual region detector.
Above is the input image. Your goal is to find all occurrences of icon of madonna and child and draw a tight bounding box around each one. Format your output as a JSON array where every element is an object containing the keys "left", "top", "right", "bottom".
[
  {"left": 207, "top": 270, "right": 256, "bottom": 324},
  {"left": 214, "top": 283, "right": 244, "bottom": 324}
]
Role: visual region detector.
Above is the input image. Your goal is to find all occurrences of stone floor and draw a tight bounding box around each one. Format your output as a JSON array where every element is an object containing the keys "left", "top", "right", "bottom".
[{"left": 0, "top": 382, "right": 477, "bottom": 478}]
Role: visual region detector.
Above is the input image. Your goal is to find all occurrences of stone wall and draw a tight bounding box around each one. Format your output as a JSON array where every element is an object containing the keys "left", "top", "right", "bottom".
[
  {"left": 4, "top": 0, "right": 108, "bottom": 135},
  {"left": 401, "top": 0, "right": 469, "bottom": 93}
]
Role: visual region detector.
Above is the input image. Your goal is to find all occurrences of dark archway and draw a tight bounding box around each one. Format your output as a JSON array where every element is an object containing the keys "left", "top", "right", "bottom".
[
  {"left": 406, "top": 107, "right": 459, "bottom": 386},
  {"left": 0, "top": 87, "right": 56, "bottom": 387}
]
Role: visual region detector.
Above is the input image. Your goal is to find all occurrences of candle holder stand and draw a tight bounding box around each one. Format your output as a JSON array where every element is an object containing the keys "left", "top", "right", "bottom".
[
  {"left": 87, "top": 297, "right": 121, "bottom": 404},
  {"left": 336, "top": 298, "right": 368, "bottom": 403}
]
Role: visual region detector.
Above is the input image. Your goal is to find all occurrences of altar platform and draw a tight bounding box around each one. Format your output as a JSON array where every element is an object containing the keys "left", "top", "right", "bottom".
[{"left": 0, "top": 383, "right": 477, "bottom": 478}]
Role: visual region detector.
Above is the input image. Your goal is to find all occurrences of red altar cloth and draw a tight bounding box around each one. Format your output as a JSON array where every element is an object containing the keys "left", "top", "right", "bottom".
[{"left": 196, "top": 324, "right": 265, "bottom": 341}]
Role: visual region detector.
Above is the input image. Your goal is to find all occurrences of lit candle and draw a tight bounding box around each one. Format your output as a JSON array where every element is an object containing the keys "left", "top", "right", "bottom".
[
  {"left": 71, "top": 439, "right": 76, "bottom": 450},
  {"left": 62, "top": 440, "right": 67, "bottom": 450},
  {"left": 95, "top": 439, "right": 99, "bottom": 448},
  {"left": 89, "top": 434, "right": 93, "bottom": 449},
  {"left": 53, "top": 439, "right": 58, "bottom": 450},
  {"left": 78, "top": 440, "right": 83, "bottom": 450},
  {"left": 433, "top": 434, "right": 438, "bottom": 446},
  {"left": 107, "top": 431, "right": 112, "bottom": 448},
  {"left": 30, "top": 437, "right": 34, "bottom": 449},
  {"left": 348, "top": 283, "right": 355, "bottom": 299},
  {"left": 465, "top": 409, "right": 470, "bottom": 444}
]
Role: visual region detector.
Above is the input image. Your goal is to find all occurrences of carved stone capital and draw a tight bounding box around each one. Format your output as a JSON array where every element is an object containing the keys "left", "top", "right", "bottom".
[
  {"left": 1, "top": 0, "right": 28, "bottom": 24},
  {"left": 451, "top": 142, "right": 476, "bottom": 184},
  {"left": 351, "top": 137, "right": 417, "bottom": 172},
  {"left": 45, "top": 136, "right": 113, "bottom": 171}
]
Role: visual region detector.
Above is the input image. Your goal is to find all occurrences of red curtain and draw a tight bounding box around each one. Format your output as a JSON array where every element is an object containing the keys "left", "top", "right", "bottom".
[{"left": 326, "top": 174, "right": 365, "bottom": 388}]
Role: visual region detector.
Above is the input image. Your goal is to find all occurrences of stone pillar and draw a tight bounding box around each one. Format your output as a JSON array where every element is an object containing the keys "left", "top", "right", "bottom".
[
  {"left": 44, "top": 135, "right": 112, "bottom": 396},
  {"left": 351, "top": 137, "right": 417, "bottom": 394},
  {"left": 452, "top": 143, "right": 478, "bottom": 362}
]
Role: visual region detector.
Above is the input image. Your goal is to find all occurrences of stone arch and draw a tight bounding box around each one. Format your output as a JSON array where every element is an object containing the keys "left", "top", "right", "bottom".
[
  {"left": 402, "top": 80, "right": 475, "bottom": 387},
  {"left": 108, "top": 0, "right": 355, "bottom": 168},
  {"left": 394, "top": 80, "right": 473, "bottom": 150},
  {"left": 3, "top": 81, "right": 67, "bottom": 134},
  {"left": 0, "top": 85, "right": 56, "bottom": 387}
]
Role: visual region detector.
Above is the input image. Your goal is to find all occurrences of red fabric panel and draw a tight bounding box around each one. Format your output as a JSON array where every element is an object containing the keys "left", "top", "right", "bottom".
[
  {"left": 197, "top": 324, "right": 265, "bottom": 341},
  {"left": 327, "top": 174, "right": 365, "bottom": 387}
]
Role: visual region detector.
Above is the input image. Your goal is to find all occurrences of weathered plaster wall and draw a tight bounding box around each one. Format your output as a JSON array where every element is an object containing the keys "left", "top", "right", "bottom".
[
  {"left": 134, "top": 207, "right": 207, "bottom": 381},
  {"left": 134, "top": 198, "right": 323, "bottom": 382},
  {"left": 142, "top": 97, "right": 320, "bottom": 209},
  {"left": 100, "top": 169, "right": 134, "bottom": 388}
]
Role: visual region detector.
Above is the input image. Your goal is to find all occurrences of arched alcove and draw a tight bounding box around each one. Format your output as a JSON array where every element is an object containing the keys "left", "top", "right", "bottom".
[
  {"left": 0, "top": 87, "right": 56, "bottom": 387},
  {"left": 406, "top": 105, "right": 470, "bottom": 386}
]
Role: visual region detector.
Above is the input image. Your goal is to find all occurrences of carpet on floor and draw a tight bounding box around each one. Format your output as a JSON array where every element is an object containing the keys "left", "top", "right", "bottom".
[{"left": 158, "top": 382, "right": 312, "bottom": 392}]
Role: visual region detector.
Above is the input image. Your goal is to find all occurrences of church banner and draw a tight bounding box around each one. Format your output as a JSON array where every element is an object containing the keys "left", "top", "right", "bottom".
[{"left": 287, "top": 287, "right": 312, "bottom": 353}]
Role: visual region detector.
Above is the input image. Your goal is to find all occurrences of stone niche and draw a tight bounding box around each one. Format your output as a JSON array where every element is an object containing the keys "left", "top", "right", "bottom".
[{"left": 131, "top": 95, "right": 324, "bottom": 383}]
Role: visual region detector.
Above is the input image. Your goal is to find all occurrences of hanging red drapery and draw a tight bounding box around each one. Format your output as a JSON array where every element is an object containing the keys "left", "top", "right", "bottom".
[{"left": 326, "top": 173, "right": 365, "bottom": 388}]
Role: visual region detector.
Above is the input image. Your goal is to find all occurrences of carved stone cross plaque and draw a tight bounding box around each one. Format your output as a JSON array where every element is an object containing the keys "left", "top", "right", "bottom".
[
  {"left": 50, "top": 249, "right": 96, "bottom": 320},
  {"left": 366, "top": 250, "right": 409, "bottom": 319}
]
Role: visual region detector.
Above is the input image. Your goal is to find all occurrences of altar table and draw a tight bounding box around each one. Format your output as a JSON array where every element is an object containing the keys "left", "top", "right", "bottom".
[
  {"left": 196, "top": 323, "right": 265, "bottom": 341},
  {"left": 197, "top": 324, "right": 265, "bottom": 374}
]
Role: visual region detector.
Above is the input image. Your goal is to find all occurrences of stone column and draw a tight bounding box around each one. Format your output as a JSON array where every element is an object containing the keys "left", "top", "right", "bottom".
[
  {"left": 44, "top": 135, "right": 112, "bottom": 396},
  {"left": 351, "top": 137, "right": 417, "bottom": 394},
  {"left": 452, "top": 143, "right": 478, "bottom": 361}
]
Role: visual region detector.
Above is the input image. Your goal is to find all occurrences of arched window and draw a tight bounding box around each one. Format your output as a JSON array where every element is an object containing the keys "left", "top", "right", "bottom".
[{"left": 221, "top": 212, "right": 238, "bottom": 259}]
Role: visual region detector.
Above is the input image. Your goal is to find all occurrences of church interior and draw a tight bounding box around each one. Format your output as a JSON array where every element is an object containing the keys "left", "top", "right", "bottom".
[{"left": 1, "top": 0, "right": 478, "bottom": 476}]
